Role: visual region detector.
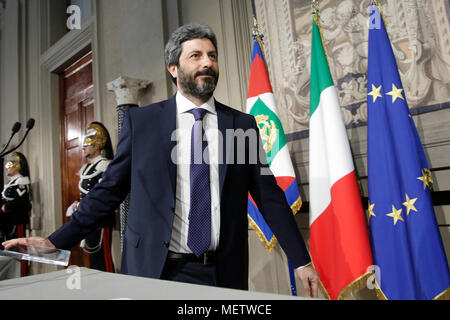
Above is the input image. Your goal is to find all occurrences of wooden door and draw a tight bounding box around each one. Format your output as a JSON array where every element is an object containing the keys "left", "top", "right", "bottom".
[{"left": 60, "top": 51, "right": 94, "bottom": 267}]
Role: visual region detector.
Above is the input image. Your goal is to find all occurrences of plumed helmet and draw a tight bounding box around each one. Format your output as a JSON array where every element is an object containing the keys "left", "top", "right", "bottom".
[
  {"left": 83, "top": 123, "right": 107, "bottom": 149},
  {"left": 4, "top": 152, "right": 30, "bottom": 177},
  {"left": 82, "top": 122, "right": 114, "bottom": 160},
  {"left": 4, "top": 152, "right": 21, "bottom": 170}
]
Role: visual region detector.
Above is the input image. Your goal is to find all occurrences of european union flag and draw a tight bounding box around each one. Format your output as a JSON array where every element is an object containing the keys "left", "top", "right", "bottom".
[{"left": 367, "top": 3, "right": 450, "bottom": 300}]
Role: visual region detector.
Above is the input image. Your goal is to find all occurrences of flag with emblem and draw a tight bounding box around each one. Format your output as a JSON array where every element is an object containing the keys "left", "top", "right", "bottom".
[
  {"left": 308, "top": 13, "right": 373, "bottom": 300},
  {"left": 246, "top": 34, "right": 302, "bottom": 251},
  {"left": 247, "top": 30, "right": 301, "bottom": 296},
  {"left": 367, "top": 2, "right": 450, "bottom": 300}
]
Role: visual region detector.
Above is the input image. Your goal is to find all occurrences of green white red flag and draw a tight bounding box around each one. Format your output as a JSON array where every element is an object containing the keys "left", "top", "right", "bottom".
[
  {"left": 246, "top": 36, "right": 302, "bottom": 251},
  {"left": 308, "top": 16, "right": 373, "bottom": 300}
]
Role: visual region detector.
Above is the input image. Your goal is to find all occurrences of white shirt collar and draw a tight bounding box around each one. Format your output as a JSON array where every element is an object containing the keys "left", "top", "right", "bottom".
[{"left": 176, "top": 91, "right": 216, "bottom": 115}]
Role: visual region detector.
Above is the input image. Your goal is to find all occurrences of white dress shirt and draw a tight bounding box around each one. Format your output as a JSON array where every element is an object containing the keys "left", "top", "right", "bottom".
[{"left": 169, "top": 92, "right": 220, "bottom": 254}]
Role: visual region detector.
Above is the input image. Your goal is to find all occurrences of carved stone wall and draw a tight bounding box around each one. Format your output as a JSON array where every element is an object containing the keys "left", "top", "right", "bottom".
[{"left": 255, "top": 0, "right": 450, "bottom": 138}]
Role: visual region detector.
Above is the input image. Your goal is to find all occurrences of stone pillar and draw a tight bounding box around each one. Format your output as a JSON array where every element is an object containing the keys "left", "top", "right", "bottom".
[{"left": 107, "top": 76, "right": 151, "bottom": 251}]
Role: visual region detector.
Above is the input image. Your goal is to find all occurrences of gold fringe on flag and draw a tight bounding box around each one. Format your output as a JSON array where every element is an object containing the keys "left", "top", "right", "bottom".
[
  {"left": 317, "top": 279, "right": 331, "bottom": 300},
  {"left": 310, "top": 260, "right": 330, "bottom": 299},
  {"left": 375, "top": 286, "right": 388, "bottom": 300},
  {"left": 290, "top": 197, "right": 302, "bottom": 216},
  {"left": 248, "top": 216, "right": 277, "bottom": 252},
  {"left": 248, "top": 195, "right": 303, "bottom": 252},
  {"left": 372, "top": 282, "right": 449, "bottom": 300},
  {"left": 337, "top": 271, "right": 373, "bottom": 300},
  {"left": 434, "top": 286, "right": 450, "bottom": 300},
  {"left": 374, "top": 284, "right": 450, "bottom": 300},
  {"left": 311, "top": 260, "right": 375, "bottom": 300}
]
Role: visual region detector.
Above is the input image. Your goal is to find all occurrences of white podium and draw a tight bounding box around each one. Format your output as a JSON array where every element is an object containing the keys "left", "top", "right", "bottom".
[
  {"left": 0, "top": 256, "right": 20, "bottom": 280},
  {"left": 0, "top": 267, "right": 313, "bottom": 300}
]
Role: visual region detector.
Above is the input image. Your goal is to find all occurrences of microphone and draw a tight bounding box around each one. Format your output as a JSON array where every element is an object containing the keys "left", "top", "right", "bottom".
[
  {"left": 26, "top": 118, "right": 35, "bottom": 130},
  {"left": 0, "top": 118, "right": 35, "bottom": 157},
  {"left": 12, "top": 122, "right": 22, "bottom": 133},
  {"left": 0, "top": 122, "right": 22, "bottom": 156}
]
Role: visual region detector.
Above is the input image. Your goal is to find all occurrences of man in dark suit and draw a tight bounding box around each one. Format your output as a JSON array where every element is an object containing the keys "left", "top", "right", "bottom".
[{"left": 3, "top": 24, "right": 318, "bottom": 297}]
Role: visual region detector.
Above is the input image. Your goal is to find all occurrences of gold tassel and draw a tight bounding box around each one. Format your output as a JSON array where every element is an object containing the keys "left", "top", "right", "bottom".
[{"left": 434, "top": 286, "right": 450, "bottom": 300}]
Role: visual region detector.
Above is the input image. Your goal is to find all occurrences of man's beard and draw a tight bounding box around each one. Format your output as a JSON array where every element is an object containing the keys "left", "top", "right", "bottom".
[{"left": 177, "top": 67, "right": 219, "bottom": 100}]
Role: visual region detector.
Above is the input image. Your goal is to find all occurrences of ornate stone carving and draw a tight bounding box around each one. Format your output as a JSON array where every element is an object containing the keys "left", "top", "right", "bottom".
[
  {"left": 107, "top": 75, "right": 151, "bottom": 106},
  {"left": 255, "top": 0, "right": 450, "bottom": 136}
]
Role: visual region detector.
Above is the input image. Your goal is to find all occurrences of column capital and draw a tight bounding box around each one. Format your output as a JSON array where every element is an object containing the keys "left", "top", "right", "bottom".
[{"left": 107, "top": 76, "right": 151, "bottom": 106}]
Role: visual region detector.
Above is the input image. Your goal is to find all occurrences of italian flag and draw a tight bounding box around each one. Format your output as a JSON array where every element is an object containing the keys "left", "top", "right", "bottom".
[
  {"left": 246, "top": 37, "right": 302, "bottom": 250},
  {"left": 309, "top": 17, "right": 373, "bottom": 299}
]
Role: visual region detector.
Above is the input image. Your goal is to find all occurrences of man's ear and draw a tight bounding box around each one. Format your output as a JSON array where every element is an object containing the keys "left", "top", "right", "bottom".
[{"left": 167, "top": 64, "right": 178, "bottom": 80}]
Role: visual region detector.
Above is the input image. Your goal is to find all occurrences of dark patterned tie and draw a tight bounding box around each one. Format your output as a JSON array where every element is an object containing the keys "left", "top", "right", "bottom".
[{"left": 187, "top": 108, "right": 211, "bottom": 257}]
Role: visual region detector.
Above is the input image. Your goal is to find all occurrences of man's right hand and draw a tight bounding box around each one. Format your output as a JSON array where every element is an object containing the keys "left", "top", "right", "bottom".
[{"left": 2, "top": 237, "right": 56, "bottom": 250}]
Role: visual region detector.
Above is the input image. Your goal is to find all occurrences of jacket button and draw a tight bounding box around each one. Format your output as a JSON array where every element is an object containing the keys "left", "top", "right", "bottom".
[{"left": 163, "top": 241, "right": 169, "bottom": 248}]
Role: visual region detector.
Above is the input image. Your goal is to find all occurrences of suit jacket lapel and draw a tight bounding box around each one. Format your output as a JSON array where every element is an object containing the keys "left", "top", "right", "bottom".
[{"left": 216, "top": 101, "right": 233, "bottom": 198}]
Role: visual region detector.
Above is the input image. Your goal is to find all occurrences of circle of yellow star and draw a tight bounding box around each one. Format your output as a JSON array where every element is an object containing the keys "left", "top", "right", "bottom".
[
  {"left": 368, "top": 201, "right": 376, "bottom": 218},
  {"left": 403, "top": 193, "right": 418, "bottom": 215},
  {"left": 368, "top": 84, "right": 383, "bottom": 103},
  {"left": 417, "top": 168, "right": 433, "bottom": 190},
  {"left": 386, "top": 83, "right": 404, "bottom": 103},
  {"left": 386, "top": 205, "right": 404, "bottom": 225}
]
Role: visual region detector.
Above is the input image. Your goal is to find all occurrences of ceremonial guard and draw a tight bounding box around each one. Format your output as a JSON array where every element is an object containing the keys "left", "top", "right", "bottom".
[
  {"left": 1, "top": 152, "right": 32, "bottom": 276},
  {"left": 66, "top": 122, "right": 115, "bottom": 272}
]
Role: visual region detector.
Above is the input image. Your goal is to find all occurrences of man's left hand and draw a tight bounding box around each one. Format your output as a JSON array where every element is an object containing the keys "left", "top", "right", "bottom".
[{"left": 295, "top": 264, "right": 319, "bottom": 298}]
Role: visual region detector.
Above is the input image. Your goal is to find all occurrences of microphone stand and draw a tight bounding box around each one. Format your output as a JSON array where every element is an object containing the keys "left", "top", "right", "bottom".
[
  {"left": 0, "top": 122, "right": 21, "bottom": 155},
  {"left": 0, "top": 130, "right": 32, "bottom": 158},
  {"left": 0, "top": 119, "right": 35, "bottom": 158},
  {"left": 0, "top": 122, "right": 21, "bottom": 185}
]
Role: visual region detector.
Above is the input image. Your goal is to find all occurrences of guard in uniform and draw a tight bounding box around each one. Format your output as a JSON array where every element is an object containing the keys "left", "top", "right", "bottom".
[
  {"left": 1, "top": 152, "right": 32, "bottom": 276},
  {"left": 66, "top": 122, "right": 115, "bottom": 272}
]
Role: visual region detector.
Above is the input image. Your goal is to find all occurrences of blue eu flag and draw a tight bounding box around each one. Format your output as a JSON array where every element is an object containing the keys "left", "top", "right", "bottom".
[{"left": 367, "top": 3, "right": 450, "bottom": 300}]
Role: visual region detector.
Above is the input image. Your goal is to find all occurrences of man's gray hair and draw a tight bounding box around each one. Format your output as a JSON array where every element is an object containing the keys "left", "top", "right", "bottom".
[{"left": 164, "top": 24, "right": 218, "bottom": 67}]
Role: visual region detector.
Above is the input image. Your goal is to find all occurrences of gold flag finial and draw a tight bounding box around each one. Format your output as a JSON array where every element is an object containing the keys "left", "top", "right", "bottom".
[
  {"left": 252, "top": 16, "right": 260, "bottom": 37},
  {"left": 311, "top": 0, "right": 329, "bottom": 61},
  {"left": 371, "top": 0, "right": 388, "bottom": 31},
  {"left": 312, "top": 0, "right": 321, "bottom": 26},
  {"left": 312, "top": 0, "right": 320, "bottom": 16},
  {"left": 252, "top": 16, "right": 265, "bottom": 59}
]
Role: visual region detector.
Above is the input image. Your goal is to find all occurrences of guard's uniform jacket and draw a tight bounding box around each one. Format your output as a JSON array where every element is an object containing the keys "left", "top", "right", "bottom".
[
  {"left": 78, "top": 157, "right": 115, "bottom": 227},
  {"left": 68, "top": 155, "right": 115, "bottom": 272},
  {"left": 1, "top": 173, "right": 32, "bottom": 276},
  {"left": 0, "top": 174, "right": 31, "bottom": 238}
]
